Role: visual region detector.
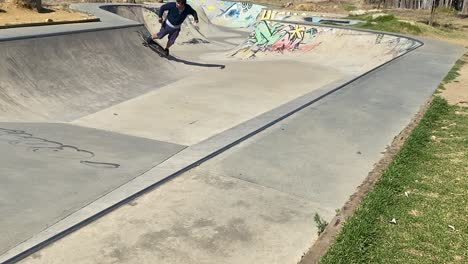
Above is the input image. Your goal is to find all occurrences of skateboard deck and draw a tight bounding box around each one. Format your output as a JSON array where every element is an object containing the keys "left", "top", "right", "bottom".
[
  {"left": 138, "top": 30, "right": 168, "bottom": 57},
  {"left": 136, "top": 30, "right": 225, "bottom": 70}
]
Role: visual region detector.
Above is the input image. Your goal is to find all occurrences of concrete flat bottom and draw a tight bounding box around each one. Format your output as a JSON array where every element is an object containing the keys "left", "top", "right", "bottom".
[
  {"left": 73, "top": 60, "right": 345, "bottom": 145},
  {"left": 0, "top": 123, "right": 185, "bottom": 255},
  {"left": 17, "top": 169, "right": 332, "bottom": 264}
]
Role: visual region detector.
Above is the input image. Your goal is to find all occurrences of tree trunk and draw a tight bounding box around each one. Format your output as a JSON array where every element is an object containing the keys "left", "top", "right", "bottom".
[
  {"left": 429, "top": 0, "right": 437, "bottom": 26},
  {"left": 463, "top": 0, "right": 468, "bottom": 14}
]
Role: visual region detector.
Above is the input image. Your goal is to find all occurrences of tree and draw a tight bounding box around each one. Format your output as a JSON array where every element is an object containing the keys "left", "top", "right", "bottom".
[
  {"left": 429, "top": 0, "right": 439, "bottom": 26},
  {"left": 463, "top": 0, "right": 468, "bottom": 14}
]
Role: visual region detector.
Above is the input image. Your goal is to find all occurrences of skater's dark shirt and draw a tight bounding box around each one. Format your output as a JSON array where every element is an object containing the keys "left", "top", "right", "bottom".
[{"left": 158, "top": 2, "right": 198, "bottom": 27}]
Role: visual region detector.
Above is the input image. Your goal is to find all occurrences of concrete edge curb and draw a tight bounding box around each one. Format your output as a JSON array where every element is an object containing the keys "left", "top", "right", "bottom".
[{"left": 0, "top": 18, "right": 101, "bottom": 30}]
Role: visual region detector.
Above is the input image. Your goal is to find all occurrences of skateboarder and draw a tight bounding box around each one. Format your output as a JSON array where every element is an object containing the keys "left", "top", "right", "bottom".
[{"left": 150, "top": 0, "right": 199, "bottom": 56}]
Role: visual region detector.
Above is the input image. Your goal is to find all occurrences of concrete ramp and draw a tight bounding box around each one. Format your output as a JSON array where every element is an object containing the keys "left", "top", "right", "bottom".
[
  {"left": 188, "top": 0, "right": 265, "bottom": 28},
  {"left": 0, "top": 26, "right": 181, "bottom": 122},
  {"left": 69, "top": 5, "right": 422, "bottom": 146},
  {"left": 229, "top": 20, "right": 420, "bottom": 62}
]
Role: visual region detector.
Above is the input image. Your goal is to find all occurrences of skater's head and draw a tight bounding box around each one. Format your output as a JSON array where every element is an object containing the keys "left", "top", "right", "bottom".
[{"left": 176, "top": 0, "right": 186, "bottom": 10}]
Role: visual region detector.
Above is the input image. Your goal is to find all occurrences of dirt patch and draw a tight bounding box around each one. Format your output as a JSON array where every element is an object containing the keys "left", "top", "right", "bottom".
[
  {"left": 441, "top": 54, "right": 468, "bottom": 107},
  {"left": 409, "top": 209, "right": 421, "bottom": 217},
  {"left": 298, "top": 97, "right": 434, "bottom": 264},
  {"left": 406, "top": 248, "right": 425, "bottom": 257},
  {"left": 0, "top": 3, "right": 95, "bottom": 27}
]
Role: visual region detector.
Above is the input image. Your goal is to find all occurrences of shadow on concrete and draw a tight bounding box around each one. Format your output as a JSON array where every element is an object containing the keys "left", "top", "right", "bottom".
[{"left": 138, "top": 30, "right": 225, "bottom": 69}]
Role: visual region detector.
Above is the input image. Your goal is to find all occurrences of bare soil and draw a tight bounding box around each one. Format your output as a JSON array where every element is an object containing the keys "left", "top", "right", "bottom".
[
  {"left": 389, "top": 8, "right": 468, "bottom": 46},
  {"left": 441, "top": 54, "right": 468, "bottom": 107},
  {"left": 0, "top": 3, "right": 95, "bottom": 27}
]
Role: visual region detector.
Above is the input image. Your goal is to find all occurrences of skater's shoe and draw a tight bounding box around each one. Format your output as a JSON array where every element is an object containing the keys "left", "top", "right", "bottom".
[
  {"left": 164, "top": 48, "right": 170, "bottom": 56},
  {"left": 146, "top": 36, "right": 153, "bottom": 44}
]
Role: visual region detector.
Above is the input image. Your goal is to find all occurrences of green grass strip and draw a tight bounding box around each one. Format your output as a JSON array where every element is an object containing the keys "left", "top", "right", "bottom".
[{"left": 320, "top": 58, "right": 468, "bottom": 263}]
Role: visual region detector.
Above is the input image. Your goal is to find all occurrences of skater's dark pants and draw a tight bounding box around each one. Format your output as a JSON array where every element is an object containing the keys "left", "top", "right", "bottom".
[{"left": 156, "top": 23, "right": 180, "bottom": 46}]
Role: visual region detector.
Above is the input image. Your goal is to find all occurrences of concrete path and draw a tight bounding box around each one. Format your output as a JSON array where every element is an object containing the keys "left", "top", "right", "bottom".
[{"left": 0, "top": 2, "right": 465, "bottom": 263}]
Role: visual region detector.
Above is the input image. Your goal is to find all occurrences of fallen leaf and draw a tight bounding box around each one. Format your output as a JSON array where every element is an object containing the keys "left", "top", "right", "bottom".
[{"left": 448, "top": 225, "right": 455, "bottom": 230}]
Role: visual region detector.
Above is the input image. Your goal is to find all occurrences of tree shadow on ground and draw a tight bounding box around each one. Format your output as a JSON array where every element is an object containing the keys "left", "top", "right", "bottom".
[{"left": 38, "top": 7, "right": 55, "bottom": 14}]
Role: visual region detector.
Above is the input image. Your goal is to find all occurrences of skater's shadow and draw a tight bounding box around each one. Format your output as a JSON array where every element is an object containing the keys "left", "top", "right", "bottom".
[{"left": 146, "top": 41, "right": 225, "bottom": 69}]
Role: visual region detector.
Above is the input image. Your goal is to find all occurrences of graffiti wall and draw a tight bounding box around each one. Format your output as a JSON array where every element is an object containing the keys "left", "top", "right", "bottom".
[
  {"left": 259, "top": 9, "right": 363, "bottom": 25},
  {"left": 188, "top": 0, "right": 265, "bottom": 28},
  {"left": 230, "top": 20, "right": 421, "bottom": 60},
  {"left": 237, "top": 20, "right": 319, "bottom": 55}
]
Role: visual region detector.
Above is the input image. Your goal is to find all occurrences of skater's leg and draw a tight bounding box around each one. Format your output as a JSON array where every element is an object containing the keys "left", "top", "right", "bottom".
[
  {"left": 166, "top": 29, "right": 180, "bottom": 48},
  {"left": 164, "top": 29, "right": 180, "bottom": 55},
  {"left": 152, "top": 22, "right": 168, "bottom": 40}
]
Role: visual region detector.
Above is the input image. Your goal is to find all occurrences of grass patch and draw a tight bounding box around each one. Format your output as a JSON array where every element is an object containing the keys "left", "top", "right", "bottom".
[
  {"left": 320, "top": 61, "right": 468, "bottom": 263},
  {"left": 314, "top": 213, "right": 329, "bottom": 235},
  {"left": 436, "top": 56, "right": 466, "bottom": 94},
  {"left": 343, "top": 4, "right": 357, "bottom": 11},
  {"left": 350, "top": 14, "right": 423, "bottom": 35},
  {"left": 443, "top": 59, "right": 466, "bottom": 83},
  {"left": 438, "top": 6, "right": 458, "bottom": 15}
]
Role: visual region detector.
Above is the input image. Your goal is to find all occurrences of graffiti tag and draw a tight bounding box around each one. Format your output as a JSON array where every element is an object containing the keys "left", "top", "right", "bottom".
[
  {"left": 233, "top": 21, "right": 317, "bottom": 57},
  {"left": 0, "top": 128, "right": 120, "bottom": 169}
]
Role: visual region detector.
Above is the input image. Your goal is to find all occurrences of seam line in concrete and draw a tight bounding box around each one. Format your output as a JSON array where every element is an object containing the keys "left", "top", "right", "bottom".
[{"left": 205, "top": 171, "right": 335, "bottom": 214}]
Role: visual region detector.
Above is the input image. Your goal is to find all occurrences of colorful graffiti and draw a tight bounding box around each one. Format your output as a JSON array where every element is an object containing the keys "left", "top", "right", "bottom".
[
  {"left": 230, "top": 21, "right": 422, "bottom": 59},
  {"left": 232, "top": 21, "right": 319, "bottom": 58},
  {"left": 260, "top": 9, "right": 277, "bottom": 20},
  {"left": 189, "top": 0, "right": 265, "bottom": 28},
  {"left": 0, "top": 128, "right": 120, "bottom": 169},
  {"left": 382, "top": 37, "right": 421, "bottom": 57}
]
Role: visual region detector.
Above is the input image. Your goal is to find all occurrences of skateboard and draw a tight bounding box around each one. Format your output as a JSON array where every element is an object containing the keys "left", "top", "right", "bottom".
[
  {"left": 136, "top": 30, "right": 225, "bottom": 69},
  {"left": 138, "top": 30, "right": 169, "bottom": 57}
]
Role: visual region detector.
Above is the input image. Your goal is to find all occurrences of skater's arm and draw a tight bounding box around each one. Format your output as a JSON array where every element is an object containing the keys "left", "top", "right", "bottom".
[
  {"left": 158, "top": 3, "right": 170, "bottom": 21},
  {"left": 189, "top": 6, "right": 199, "bottom": 23}
]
